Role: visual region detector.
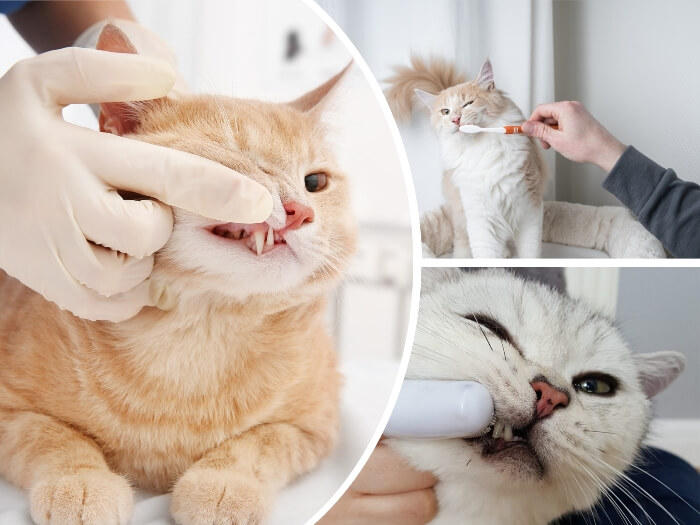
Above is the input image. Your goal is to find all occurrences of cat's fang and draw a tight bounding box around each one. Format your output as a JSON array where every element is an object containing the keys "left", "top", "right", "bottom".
[
  {"left": 266, "top": 226, "right": 274, "bottom": 246},
  {"left": 254, "top": 231, "right": 265, "bottom": 255},
  {"left": 503, "top": 424, "right": 513, "bottom": 442},
  {"left": 492, "top": 420, "right": 505, "bottom": 439}
]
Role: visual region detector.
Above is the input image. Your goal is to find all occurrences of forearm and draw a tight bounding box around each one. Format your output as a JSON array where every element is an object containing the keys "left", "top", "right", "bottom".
[
  {"left": 603, "top": 146, "right": 700, "bottom": 258},
  {"left": 8, "top": 0, "right": 134, "bottom": 53}
]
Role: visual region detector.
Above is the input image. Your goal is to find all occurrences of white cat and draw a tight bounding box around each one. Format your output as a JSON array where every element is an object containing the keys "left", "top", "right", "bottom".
[
  {"left": 386, "top": 57, "right": 548, "bottom": 258},
  {"left": 387, "top": 268, "right": 685, "bottom": 524}
]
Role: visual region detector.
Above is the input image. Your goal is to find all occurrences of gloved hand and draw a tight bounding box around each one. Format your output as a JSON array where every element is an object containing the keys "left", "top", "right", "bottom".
[{"left": 0, "top": 47, "right": 272, "bottom": 322}]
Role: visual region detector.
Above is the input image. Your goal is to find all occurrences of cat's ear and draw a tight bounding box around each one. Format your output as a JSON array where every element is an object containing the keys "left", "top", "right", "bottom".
[
  {"left": 475, "top": 58, "right": 495, "bottom": 91},
  {"left": 633, "top": 351, "right": 686, "bottom": 398},
  {"left": 414, "top": 88, "right": 437, "bottom": 109},
  {"left": 288, "top": 62, "right": 352, "bottom": 113},
  {"left": 96, "top": 23, "right": 163, "bottom": 135}
]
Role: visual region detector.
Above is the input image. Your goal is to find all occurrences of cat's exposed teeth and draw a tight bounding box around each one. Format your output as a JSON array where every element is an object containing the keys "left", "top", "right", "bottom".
[
  {"left": 266, "top": 225, "right": 274, "bottom": 246},
  {"left": 503, "top": 423, "right": 513, "bottom": 442},
  {"left": 492, "top": 420, "right": 505, "bottom": 439},
  {"left": 254, "top": 230, "right": 265, "bottom": 256}
]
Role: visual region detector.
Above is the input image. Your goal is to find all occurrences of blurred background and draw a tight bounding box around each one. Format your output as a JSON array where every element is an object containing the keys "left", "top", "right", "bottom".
[
  {"left": 0, "top": 1, "right": 414, "bottom": 523},
  {"left": 318, "top": 0, "right": 700, "bottom": 222}
]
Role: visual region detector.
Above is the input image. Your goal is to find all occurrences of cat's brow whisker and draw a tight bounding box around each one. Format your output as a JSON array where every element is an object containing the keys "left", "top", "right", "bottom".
[{"left": 471, "top": 315, "right": 495, "bottom": 354}]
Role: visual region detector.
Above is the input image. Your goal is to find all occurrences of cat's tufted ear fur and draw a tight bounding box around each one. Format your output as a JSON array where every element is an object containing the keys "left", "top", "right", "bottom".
[
  {"left": 633, "top": 351, "right": 686, "bottom": 398},
  {"left": 475, "top": 58, "right": 495, "bottom": 91},
  {"left": 96, "top": 24, "right": 164, "bottom": 135},
  {"left": 414, "top": 88, "right": 437, "bottom": 109},
  {"left": 288, "top": 62, "right": 353, "bottom": 114}
]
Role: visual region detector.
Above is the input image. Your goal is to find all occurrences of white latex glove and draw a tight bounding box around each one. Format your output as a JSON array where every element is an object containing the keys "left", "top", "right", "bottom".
[{"left": 0, "top": 47, "right": 272, "bottom": 322}]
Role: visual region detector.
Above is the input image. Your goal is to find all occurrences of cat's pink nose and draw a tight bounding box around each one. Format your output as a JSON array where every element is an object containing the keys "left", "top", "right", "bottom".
[
  {"left": 283, "top": 201, "right": 314, "bottom": 230},
  {"left": 531, "top": 381, "right": 569, "bottom": 419},
  {"left": 451, "top": 115, "right": 461, "bottom": 126}
]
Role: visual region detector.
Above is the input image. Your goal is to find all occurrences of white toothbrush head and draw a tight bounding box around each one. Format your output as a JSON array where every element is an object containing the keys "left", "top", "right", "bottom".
[
  {"left": 459, "top": 124, "right": 506, "bottom": 134},
  {"left": 384, "top": 380, "right": 495, "bottom": 439}
]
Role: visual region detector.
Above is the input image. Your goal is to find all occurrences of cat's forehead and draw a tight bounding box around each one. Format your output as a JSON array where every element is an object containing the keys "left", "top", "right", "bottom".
[
  {"left": 424, "top": 271, "right": 629, "bottom": 364},
  {"left": 437, "top": 83, "right": 479, "bottom": 107}
]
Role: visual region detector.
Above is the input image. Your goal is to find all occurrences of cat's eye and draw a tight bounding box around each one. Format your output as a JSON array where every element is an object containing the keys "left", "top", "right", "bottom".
[
  {"left": 440, "top": 108, "right": 450, "bottom": 115},
  {"left": 462, "top": 100, "right": 475, "bottom": 108},
  {"left": 572, "top": 373, "right": 618, "bottom": 396},
  {"left": 305, "top": 173, "right": 328, "bottom": 192}
]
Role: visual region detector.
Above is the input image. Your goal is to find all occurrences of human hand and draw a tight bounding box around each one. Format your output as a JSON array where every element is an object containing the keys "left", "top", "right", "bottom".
[
  {"left": 0, "top": 48, "right": 272, "bottom": 322},
  {"left": 522, "top": 101, "right": 627, "bottom": 172},
  {"left": 318, "top": 441, "right": 437, "bottom": 525}
]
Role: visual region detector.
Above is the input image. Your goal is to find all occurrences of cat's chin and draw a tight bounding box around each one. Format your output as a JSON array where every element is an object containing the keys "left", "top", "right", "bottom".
[{"left": 480, "top": 438, "right": 543, "bottom": 482}]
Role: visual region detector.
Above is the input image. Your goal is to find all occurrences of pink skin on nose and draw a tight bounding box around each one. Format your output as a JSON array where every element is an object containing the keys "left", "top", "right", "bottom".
[
  {"left": 531, "top": 381, "right": 569, "bottom": 419},
  {"left": 283, "top": 201, "right": 314, "bottom": 231},
  {"left": 452, "top": 115, "right": 461, "bottom": 126}
]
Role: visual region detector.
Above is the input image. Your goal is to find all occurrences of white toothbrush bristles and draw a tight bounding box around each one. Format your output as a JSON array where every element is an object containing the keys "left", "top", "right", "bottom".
[{"left": 459, "top": 125, "right": 506, "bottom": 134}]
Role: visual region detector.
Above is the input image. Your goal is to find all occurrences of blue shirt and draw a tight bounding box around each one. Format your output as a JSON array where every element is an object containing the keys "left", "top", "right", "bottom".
[{"left": 1, "top": 1, "right": 29, "bottom": 15}]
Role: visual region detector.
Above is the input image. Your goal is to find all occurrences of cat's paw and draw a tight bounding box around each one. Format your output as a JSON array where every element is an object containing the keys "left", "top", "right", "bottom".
[
  {"left": 171, "top": 468, "right": 269, "bottom": 525},
  {"left": 29, "top": 469, "right": 133, "bottom": 525}
]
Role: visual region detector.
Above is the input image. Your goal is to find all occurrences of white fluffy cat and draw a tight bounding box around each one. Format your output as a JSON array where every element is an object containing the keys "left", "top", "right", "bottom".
[
  {"left": 387, "top": 268, "right": 685, "bottom": 524},
  {"left": 386, "top": 57, "right": 548, "bottom": 258}
]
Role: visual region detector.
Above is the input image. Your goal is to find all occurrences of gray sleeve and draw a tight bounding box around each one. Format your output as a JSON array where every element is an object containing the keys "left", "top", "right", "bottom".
[{"left": 602, "top": 146, "right": 700, "bottom": 258}]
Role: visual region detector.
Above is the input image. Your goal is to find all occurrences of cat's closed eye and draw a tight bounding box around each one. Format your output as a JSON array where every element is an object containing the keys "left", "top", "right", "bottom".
[
  {"left": 304, "top": 173, "right": 328, "bottom": 192},
  {"left": 462, "top": 100, "right": 475, "bottom": 108},
  {"left": 463, "top": 313, "right": 514, "bottom": 346},
  {"left": 572, "top": 373, "right": 618, "bottom": 396}
]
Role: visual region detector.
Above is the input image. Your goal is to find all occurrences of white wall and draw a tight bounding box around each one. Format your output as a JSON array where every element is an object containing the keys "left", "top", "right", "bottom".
[{"left": 553, "top": 0, "right": 700, "bottom": 205}]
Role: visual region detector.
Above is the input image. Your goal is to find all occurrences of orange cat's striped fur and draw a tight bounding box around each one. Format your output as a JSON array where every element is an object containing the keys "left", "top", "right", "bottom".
[{"left": 0, "top": 25, "right": 355, "bottom": 525}]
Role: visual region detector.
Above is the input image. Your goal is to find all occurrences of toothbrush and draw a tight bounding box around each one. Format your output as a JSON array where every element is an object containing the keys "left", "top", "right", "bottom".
[
  {"left": 384, "top": 380, "right": 495, "bottom": 439},
  {"left": 459, "top": 124, "right": 559, "bottom": 135}
]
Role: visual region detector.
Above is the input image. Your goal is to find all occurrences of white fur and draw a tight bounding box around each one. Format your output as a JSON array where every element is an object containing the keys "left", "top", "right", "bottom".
[
  {"left": 420, "top": 60, "right": 547, "bottom": 258},
  {"left": 389, "top": 269, "right": 685, "bottom": 524}
]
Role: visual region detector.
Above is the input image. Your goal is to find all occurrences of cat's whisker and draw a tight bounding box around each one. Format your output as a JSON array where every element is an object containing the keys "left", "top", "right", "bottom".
[
  {"left": 591, "top": 452, "right": 693, "bottom": 523},
  {"left": 581, "top": 456, "right": 660, "bottom": 525},
  {"left": 573, "top": 458, "right": 639, "bottom": 525},
  {"left": 471, "top": 315, "right": 495, "bottom": 354}
]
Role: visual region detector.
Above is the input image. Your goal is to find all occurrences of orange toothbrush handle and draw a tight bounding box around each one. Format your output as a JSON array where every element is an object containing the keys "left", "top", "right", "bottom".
[{"left": 505, "top": 124, "right": 559, "bottom": 134}]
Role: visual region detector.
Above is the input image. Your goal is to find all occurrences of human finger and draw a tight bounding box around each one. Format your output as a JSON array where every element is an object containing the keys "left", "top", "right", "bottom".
[
  {"left": 353, "top": 444, "right": 437, "bottom": 495},
  {"left": 528, "top": 102, "right": 564, "bottom": 124},
  {"left": 58, "top": 220, "right": 155, "bottom": 298},
  {"left": 49, "top": 270, "right": 153, "bottom": 322},
  {"left": 80, "top": 130, "right": 273, "bottom": 223},
  {"left": 74, "top": 183, "right": 173, "bottom": 258},
  {"left": 522, "top": 121, "right": 560, "bottom": 150},
  {"left": 349, "top": 490, "right": 437, "bottom": 525},
  {"left": 21, "top": 47, "right": 176, "bottom": 106}
]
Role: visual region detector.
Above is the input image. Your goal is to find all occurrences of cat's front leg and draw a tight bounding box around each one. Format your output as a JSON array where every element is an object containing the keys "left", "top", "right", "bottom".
[
  {"left": 514, "top": 206, "right": 543, "bottom": 258},
  {"left": 171, "top": 421, "right": 335, "bottom": 525},
  {"left": 464, "top": 215, "right": 509, "bottom": 258},
  {"left": 0, "top": 408, "right": 133, "bottom": 525}
]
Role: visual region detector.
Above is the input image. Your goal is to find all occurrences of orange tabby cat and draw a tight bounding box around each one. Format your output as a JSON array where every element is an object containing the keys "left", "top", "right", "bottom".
[{"left": 0, "top": 25, "right": 355, "bottom": 525}]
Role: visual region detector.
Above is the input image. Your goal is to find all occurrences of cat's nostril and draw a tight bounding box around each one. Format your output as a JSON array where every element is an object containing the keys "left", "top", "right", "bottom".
[
  {"left": 531, "top": 380, "right": 569, "bottom": 420},
  {"left": 282, "top": 201, "right": 314, "bottom": 231}
]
